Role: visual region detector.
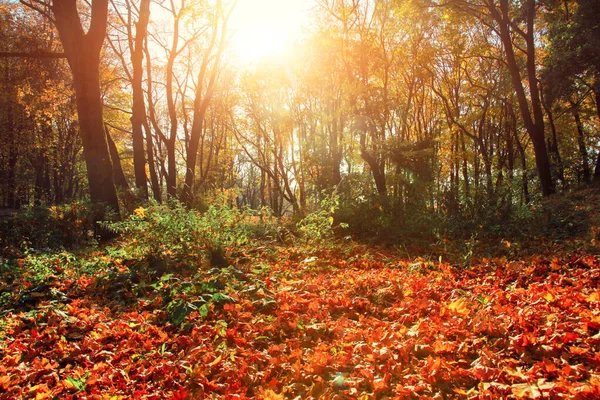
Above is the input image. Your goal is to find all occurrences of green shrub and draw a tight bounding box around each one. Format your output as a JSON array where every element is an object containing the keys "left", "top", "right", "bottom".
[
  {"left": 296, "top": 191, "right": 347, "bottom": 244},
  {"left": 103, "top": 196, "right": 250, "bottom": 268},
  {"left": 0, "top": 202, "right": 96, "bottom": 256}
]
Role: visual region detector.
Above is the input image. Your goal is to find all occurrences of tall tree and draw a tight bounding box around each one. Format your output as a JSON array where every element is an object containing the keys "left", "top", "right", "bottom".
[
  {"left": 182, "top": 0, "right": 232, "bottom": 204},
  {"left": 441, "top": 0, "right": 555, "bottom": 196},
  {"left": 108, "top": 0, "right": 152, "bottom": 198},
  {"left": 23, "top": 0, "right": 120, "bottom": 215}
]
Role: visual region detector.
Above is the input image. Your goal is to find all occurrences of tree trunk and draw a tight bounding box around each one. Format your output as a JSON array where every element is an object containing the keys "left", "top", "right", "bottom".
[
  {"left": 181, "top": 1, "right": 228, "bottom": 205},
  {"left": 166, "top": 140, "right": 177, "bottom": 198},
  {"left": 571, "top": 103, "right": 591, "bottom": 183},
  {"left": 51, "top": 0, "right": 119, "bottom": 216},
  {"left": 541, "top": 88, "right": 565, "bottom": 186},
  {"left": 593, "top": 81, "right": 600, "bottom": 182},
  {"left": 491, "top": 0, "right": 555, "bottom": 196},
  {"left": 105, "top": 125, "right": 129, "bottom": 190},
  {"left": 130, "top": 0, "right": 151, "bottom": 198}
]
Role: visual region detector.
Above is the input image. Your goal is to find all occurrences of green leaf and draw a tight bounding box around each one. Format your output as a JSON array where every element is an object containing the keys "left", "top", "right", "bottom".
[
  {"left": 170, "top": 301, "right": 195, "bottom": 325},
  {"left": 211, "top": 292, "right": 236, "bottom": 304}
]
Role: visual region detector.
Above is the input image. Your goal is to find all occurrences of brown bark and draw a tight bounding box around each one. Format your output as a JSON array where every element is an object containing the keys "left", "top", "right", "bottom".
[
  {"left": 129, "top": 0, "right": 150, "bottom": 198},
  {"left": 593, "top": 81, "right": 600, "bottom": 182},
  {"left": 360, "top": 132, "right": 387, "bottom": 195},
  {"left": 571, "top": 103, "right": 591, "bottom": 183},
  {"left": 51, "top": 0, "right": 120, "bottom": 215},
  {"left": 488, "top": 0, "right": 555, "bottom": 196},
  {"left": 105, "top": 125, "right": 129, "bottom": 190},
  {"left": 143, "top": 40, "right": 163, "bottom": 201}
]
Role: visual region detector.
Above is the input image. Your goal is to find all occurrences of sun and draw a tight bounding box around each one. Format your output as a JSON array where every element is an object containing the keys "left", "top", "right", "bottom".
[{"left": 228, "top": 0, "right": 313, "bottom": 65}]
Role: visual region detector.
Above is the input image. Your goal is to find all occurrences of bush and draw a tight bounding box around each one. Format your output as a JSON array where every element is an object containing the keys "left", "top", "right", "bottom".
[
  {"left": 0, "top": 201, "right": 96, "bottom": 256},
  {"left": 296, "top": 191, "right": 347, "bottom": 244},
  {"left": 103, "top": 196, "right": 250, "bottom": 269}
]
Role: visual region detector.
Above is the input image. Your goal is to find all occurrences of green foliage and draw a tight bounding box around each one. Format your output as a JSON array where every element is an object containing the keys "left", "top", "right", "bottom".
[
  {"left": 296, "top": 190, "right": 347, "bottom": 243},
  {"left": 65, "top": 372, "right": 90, "bottom": 393},
  {"left": 532, "top": 190, "right": 594, "bottom": 240},
  {"left": 0, "top": 202, "right": 97, "bottom": 256},
  {"left": 103, "top": 196, "right": 251, "bottom": 268}
]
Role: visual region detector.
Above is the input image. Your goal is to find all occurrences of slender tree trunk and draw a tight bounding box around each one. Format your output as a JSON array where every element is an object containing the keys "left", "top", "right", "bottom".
[
  {"left": 593, "top": 81, "right": 600, "bottom": 182},
  {"left": 181, "top": 1, "right": 229, "bottom": 205},
  {"left": 105, "top": 125, "right": 129, "bottom": 190},
  {"left": 166, "top": 140, "right": 177, "bottom": 198},
  {"left": 142, "top": 40, "right": 163, "bottom": 201},
  {"left": 571, "top": 103, "right": 591, "bottom": 183},
  {"left": 541, "top": 88, "right": 565, "bottom": 186},
  {"left": 490, "top": 0, "right": 555, "bottom": 196},
  {"left": 460, "top": 133, "right": 470, "bottom": 208},
  {"left": 130, "top": 0, "right": 151, "bottom": 198},
  {"left": 330, "top": 115, "right": 343, "bottom": 186},
  {"left": 5, "top": 67, "right": 18, "bottom": 208},
  {"left": 144, "top": 123, "right": 161, "bottom": 201},
  {"left": 514, "top": 132, "right": 530, "bottom": 204}
]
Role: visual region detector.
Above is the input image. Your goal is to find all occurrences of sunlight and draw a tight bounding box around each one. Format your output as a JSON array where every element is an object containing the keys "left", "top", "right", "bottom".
[{"left": 228, "top": 0, "right": 313, "bottom": 65}]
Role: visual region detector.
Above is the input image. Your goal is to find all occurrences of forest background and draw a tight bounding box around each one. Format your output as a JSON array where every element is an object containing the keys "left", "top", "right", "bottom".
[
  {"left": 1, "top": 0, "right": 599, "bottom": 241},
  {"left": 1, "top": 1, "right": 600, "bottom": 398}
]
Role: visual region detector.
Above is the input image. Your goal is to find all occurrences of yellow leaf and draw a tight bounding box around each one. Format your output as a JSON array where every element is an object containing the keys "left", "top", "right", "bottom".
[
  {"left": 35, "top": 392, "right": 52, "bottom": 400},
  {"left": 208, "top": 354, "right": 222, "bottom": 367},
  {"left": 447, "top": 298, "right": 469, "bottom": 315},
  {"left": 511, "top": 383, "right": 541, "bottom": 399},
  {"left": 259, "top": 389, "right": 284, "bottom": 399},
  {"left": 133, "top": 207, "right": 146, "bottom": 218},
  {"left": 544, "top": 292, "right": 554, "bottom": 302}
]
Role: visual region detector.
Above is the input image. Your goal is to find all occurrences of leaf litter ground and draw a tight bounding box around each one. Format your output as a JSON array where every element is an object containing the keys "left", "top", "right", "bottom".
[{"left": 0, "top": 246, "right": 599, "bottom": 399}]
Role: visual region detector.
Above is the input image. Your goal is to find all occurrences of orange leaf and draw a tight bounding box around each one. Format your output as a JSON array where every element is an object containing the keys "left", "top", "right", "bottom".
[
  {"left": 0, "top": 375, "right": 11, "bottom": 390},
  {"left": 447, "top": 298, "right": 470, "bottom": 315},
  {"left": 259, "top": 389, "right": 284, "bottom": 399}
]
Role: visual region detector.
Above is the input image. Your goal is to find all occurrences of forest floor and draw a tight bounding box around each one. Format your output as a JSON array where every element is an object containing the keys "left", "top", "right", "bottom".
[{"left": 1, "top": 191, "right": 600, "bottom": 399}]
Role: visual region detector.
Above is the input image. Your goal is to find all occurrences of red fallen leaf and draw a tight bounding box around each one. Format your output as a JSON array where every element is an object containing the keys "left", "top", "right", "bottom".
[
  {"left": 542, "top": 359, "right": 558, "bottom": 374},
  {"left": 373, "top": 373, "right": 391, "bottom": 393},
  {"left": 258, "top": 389, "right": 285, "bottom": 400},
  {"left": 172, "top": 388, "right": 190, "bottom": 400},
  {"left": 563, "top": 332, "right": 578, "bottom": 344},
  {"left": 358, "top": 367, "right": 374, "bottom": 383},
  {"left": 472, "top": 365, "right": 497, "bottom": 381}
]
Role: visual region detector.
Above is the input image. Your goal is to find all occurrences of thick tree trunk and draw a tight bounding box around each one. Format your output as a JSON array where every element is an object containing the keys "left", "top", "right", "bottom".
[{"left": 51, "top": 0, "right": 119, "bottom": 216}]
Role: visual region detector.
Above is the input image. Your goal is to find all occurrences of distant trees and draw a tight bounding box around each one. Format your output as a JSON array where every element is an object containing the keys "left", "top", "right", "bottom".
[
  {"left": 1, "top": 0, "right": 599, "bottom": 232},
  {"left": 0, "top": 3, "right": 82, "bottom": 207}
]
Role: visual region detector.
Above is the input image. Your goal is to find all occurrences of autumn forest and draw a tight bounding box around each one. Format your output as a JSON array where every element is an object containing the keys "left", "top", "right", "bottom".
[{"left": 1, "top": 0, "right": 599, "bottom": 398}]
